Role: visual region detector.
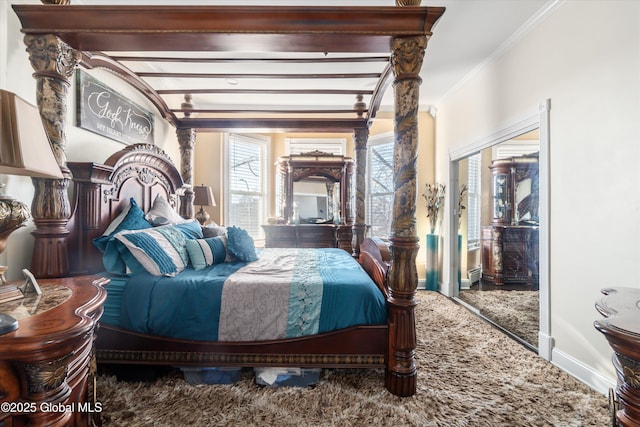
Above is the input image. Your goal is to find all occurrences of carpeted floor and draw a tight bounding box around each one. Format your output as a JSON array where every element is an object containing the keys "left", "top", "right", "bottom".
[
  {"left": 96, "top": 291, "right": 609, "bottom": 426},
  {"left": 458, "top": 289, "right": 539, "bottom": 346}
]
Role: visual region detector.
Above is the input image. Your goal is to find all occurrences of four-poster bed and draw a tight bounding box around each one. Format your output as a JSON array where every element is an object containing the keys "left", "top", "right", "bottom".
[{"left": 12, "top": 3, "right": 445, "bottom": 397}]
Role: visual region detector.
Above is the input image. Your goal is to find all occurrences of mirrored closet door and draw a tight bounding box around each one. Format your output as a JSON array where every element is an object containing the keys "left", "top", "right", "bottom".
[{"left": 456, "top": 130, "right": 540, "bottom": 349}]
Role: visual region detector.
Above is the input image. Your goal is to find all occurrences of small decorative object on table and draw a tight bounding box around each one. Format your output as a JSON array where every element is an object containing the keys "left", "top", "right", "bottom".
[
  {"left": 19, "top": 268, "right": 41, "bottom": 295},
  {"left": 0, "top": 267, "right": 22, "bottom": 304}
]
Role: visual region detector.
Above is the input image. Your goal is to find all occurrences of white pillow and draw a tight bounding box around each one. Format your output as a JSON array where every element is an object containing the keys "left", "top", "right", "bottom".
[
  {"left": 145, "top": 194, "right": 185, "bottom": 226},
  {"left": 202, "top": 222, "right": 227, "bottom": 238}
]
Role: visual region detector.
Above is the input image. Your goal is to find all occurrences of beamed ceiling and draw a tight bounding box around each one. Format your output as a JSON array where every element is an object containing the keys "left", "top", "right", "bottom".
[
  {"left": 13, "top": 4, "right": 445, "bottom": 133},
  {"left": 13, "top": 1, "right": 551, "bottom": 133}
]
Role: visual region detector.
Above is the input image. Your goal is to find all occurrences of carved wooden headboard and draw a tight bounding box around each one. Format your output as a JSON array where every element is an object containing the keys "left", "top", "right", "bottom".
[{"left": 67, "top": 144, "right": 185, "bottom": 276}]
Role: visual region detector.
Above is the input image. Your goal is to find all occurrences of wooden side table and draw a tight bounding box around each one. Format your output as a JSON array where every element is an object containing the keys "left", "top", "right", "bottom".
[
  {"left": 595, "top": 287, "right": 640, "bottom": 427},
  {"left": 0, "top": 275, "right": 108, "bottom": 427}
]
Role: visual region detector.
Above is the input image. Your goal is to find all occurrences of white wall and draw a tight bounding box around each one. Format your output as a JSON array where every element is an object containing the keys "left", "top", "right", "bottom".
[
  {"left": 1, "top": 0, "right": 179, "bottom": 281},
  {"left": 436, "top": 0, "right": 640, "bottom": 392}
]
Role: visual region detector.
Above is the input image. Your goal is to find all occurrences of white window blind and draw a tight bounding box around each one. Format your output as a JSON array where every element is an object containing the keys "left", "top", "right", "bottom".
[
  {"left": 225, "top": 134, "right": 268, "bottom": 241},
  {"left": 366, "top": 133, "right": 394, "bottom": 238},
  {"left": 467, "top": 152, "right": 482, "bottom": 250},
  {"left": 285, "top": 138, "right": 345, "bottom": 155}
]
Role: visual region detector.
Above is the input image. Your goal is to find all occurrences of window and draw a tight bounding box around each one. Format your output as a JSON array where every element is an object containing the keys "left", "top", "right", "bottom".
[
  {"left": 467, "top": 152, "right": 482, "bottom": 250},
  {"left": 366, "top": 132, "right": 394, "bottom": 238},
  {"left": 225, "top": 134, "right": 268, "bottom": 241}
]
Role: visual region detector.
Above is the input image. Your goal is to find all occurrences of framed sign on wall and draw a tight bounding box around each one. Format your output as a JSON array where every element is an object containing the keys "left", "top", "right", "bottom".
[{"left": 76, "top": 70, "right": 154, "bottom": 145}]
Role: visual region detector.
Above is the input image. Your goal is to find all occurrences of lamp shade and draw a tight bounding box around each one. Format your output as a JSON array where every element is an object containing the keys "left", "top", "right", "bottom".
[
  {"left": 0, "top": 90, "right": 63, "bottom": 179},
  {"left": 193, "top": 185, "right": 216, "bottom": 207}
]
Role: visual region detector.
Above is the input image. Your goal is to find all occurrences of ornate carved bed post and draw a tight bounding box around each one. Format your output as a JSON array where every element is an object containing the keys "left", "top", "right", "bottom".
[
  {"left": 177, "top": 94, "right": 195, "bottom": 219},
  {"left": 386, "top": 34, "right": 427, "bottom": 397},
  {"left": 352, "top": 127, "right": 369, "bottom": 258},
  {"left": 24, "top": 33, "right": 81, "bottom": 278},
  {"left": 177, "top": 127, "right": 196, "bottom": 219}
]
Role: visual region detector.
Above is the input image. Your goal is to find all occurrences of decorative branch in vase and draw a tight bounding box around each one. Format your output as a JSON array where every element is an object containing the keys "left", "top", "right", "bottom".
[
  {"left": 422, "top": 183, "right": 446, "bottom": 234},
  {"left": 458, "top": 184, "right": 468, "bottom": 231}
]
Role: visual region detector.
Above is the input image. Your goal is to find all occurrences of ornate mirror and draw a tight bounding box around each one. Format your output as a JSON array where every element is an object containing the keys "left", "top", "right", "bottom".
[{"left": 275, "top": 151, "right": 354, "bottom": 225}]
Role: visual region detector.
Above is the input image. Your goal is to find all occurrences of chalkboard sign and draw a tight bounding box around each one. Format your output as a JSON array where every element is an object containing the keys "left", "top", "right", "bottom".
[{"left": 76, "top": 70, "right": 154, "bottom": 145}]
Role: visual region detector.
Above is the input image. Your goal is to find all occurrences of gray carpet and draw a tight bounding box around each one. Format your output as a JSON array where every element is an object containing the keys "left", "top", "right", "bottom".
[{"left": 96, "top": 291, "right": 608, "bottom": 426}]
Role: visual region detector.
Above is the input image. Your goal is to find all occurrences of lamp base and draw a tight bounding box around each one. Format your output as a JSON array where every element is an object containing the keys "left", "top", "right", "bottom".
[
  {"left": 0, "top": 196, "right": 30, "bottom": 253},
  {"left": 195, "top": 207, "right": 210, "bottom": 225}
]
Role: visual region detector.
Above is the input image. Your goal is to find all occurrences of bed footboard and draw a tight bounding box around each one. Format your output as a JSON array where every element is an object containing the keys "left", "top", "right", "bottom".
[
  {"left": 359, "top": 237, "right": 391, "bottom": 298},
  {"left": 359, "top": 236, "right": 418, "bottom": 397}
]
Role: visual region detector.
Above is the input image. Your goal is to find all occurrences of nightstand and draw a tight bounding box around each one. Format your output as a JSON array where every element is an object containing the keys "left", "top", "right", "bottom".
[
  {"left": 0, "top": 275, "right": 108, "bottom": 427},
  {"left": 595, "top": 287, "right": 640, "bottom": 427}
]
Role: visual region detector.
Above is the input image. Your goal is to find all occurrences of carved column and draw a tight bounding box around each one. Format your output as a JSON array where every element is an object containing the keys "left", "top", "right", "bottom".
[
  {"left": 386, "top": 35, "right": 427, "bottom": 397},
  {"left": 25, "top": 34, "right": 81, "bottom": 278},
  {"left": 325, "top": 182, "right": 335, "bottom": 220},
  {"left": 352, "top": 127, "right": 369, "bottom": 258},
  {"left": 177, "top": 127, "right": 196, "bottom": 219}
]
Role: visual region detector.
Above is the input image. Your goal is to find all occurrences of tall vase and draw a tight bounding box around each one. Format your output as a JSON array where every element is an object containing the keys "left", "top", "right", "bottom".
[
  {"left": 425, "top": 233, "right": 438, "bottom": 291},
  {"left": 458, "top": 234, "right": 463, "bottom": 290}
]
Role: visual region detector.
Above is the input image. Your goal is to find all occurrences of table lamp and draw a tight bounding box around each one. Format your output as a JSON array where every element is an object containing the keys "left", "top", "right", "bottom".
[
  {"left": 0, "top": 89, "right": 63, "bottom": 287},
  {"left": 193, "top": 185, "right": 216, "bottom": 225}
]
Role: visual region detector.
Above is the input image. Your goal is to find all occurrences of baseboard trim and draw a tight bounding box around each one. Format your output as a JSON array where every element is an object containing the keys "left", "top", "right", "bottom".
[
  {"left": 551, "top": 347, "right": 615, "bottom": 395},
  {"left": 537, "top": 331, "right": 553, "bottom": 361}
]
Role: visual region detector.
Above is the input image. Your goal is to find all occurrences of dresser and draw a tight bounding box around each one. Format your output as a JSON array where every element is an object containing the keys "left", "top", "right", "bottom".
[
  {"left": 481, "top": 225, "right": 539, "bottom": 286},
  {"left": 262, "top": 224, "right": 353, "bottom": 252},
  {"left": 0, "top": 276, "right": 108, "bottom": 427},
  {"left": 594, "top": 287, "right": 640, "bottom": 427}
]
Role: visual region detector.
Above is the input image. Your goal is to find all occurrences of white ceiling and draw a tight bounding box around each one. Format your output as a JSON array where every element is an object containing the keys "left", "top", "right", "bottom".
[{"left": 72, "top": 0, "right": 551, "bottom": 111}]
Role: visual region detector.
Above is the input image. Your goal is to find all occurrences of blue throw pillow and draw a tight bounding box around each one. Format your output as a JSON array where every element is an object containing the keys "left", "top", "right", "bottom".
[
  {"left": 93, "top": 198, "right": 151, "bottom": 253},
  {"left": 186, "top": 237, "right": 228, "bottom": 270},
  {"left": 226, "top": 226, "right": 258, "bottom": 262},
  {"left": 173, "top": 219, "right": 204, "bottom": 240}
]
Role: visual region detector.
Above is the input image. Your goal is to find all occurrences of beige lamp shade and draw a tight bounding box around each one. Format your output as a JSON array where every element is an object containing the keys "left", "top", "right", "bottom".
[
  {"left": 0, "top": 90, "right": 63, "bottom": 179},
  {"left": 193, "top": 185, "right": 216, "bottom": 225},
  {"left": 0, "top": 90, "right": 63, "bottom": 259},
  {"left": 193, "top": 185, "right": 216, "bottom": 207}
]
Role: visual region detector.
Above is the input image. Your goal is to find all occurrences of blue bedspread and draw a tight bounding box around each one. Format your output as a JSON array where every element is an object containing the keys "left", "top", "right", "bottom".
[{"left": 117, "top": 248, "right": 386, "bottom": 341}]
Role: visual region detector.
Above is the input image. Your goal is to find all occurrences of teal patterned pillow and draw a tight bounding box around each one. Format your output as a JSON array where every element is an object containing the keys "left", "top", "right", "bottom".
[
  {"left": 114, "top": 224, "right": 190, "bottom": 276},
  {"left": 186, "top": 237, "right": 228, "bottom": 270},
  {"left": 226, "top": 226, "right": 258, "bottom": 262}
]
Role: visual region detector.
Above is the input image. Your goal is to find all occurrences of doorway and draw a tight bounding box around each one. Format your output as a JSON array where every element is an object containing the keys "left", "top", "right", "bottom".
[{"left": 447, "top": 100, "right": 551, "bottom": 360}]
